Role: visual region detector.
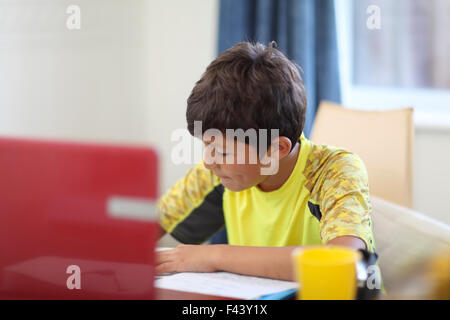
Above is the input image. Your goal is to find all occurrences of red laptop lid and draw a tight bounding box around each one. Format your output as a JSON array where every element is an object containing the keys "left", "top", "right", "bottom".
[{"left": 0, "top": 136, "right": 159, "bottom": 299}]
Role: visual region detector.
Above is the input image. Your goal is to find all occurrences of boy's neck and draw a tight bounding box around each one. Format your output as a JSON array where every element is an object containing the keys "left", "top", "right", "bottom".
[{"left": 257, "top": 141, "right": 301, "bottom": 192}]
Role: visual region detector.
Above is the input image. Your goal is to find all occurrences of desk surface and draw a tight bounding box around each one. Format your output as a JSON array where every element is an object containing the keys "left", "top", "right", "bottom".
[{"left": 157, "top": 288, "right": 236, "bottom": 300}]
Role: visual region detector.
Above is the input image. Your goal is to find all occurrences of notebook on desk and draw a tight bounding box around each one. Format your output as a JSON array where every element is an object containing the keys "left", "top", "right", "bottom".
[{"left": 0, "top": 136, "right": 159, "bottom": 299}]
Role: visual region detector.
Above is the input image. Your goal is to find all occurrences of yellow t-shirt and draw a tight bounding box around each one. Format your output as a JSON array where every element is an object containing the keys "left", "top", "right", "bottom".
[{"left": 158, "top": 135, "right": 376, "bottom": 253}]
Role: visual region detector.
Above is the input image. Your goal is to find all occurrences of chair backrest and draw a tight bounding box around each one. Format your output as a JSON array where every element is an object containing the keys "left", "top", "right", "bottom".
[
  {"left": 370, "top": 196, "right": 450, "bottom": 294},
  {"left": 310, "top": 101, "right": 414, "bottom": 208}
]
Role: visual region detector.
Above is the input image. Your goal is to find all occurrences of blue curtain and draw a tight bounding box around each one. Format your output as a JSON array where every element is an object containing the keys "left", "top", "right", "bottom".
[{"left": 210, "top": 0, "right": 341, "bottom": 245}]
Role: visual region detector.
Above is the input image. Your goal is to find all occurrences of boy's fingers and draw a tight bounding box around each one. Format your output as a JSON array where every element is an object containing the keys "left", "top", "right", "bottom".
[
  {"left": 156, "top": 248, "right": 177, "bottom": 264},
  {"left": 155, "top": 262, "right": 176, "bottom": 275},
  {"left": 156, "top": 251, "right": 172, "bottom": 265}
]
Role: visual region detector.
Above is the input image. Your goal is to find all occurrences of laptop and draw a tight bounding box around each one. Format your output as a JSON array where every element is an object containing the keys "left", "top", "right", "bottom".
[{"left": 0, "top": 136, "right": 159, "bottom": 299}]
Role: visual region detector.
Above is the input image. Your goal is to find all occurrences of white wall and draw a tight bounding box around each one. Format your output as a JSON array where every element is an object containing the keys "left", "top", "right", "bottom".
[
  {"left": 0, "top": 0, "right": 218, "bottom": 194},
  {"left": 414, "top": 127, "right": 450, "bottom": 225},
  {"left": 144, "top": 0, "right": 218, "bottom": 193}
]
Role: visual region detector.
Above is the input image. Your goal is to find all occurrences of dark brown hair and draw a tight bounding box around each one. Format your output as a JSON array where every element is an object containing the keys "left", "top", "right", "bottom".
[{"left": 186, "top": 41, "right": 307, "bottom": 151}]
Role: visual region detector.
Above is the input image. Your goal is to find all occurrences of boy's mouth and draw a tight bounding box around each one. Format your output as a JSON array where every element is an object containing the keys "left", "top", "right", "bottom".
[{"left": 217, "top": 174, "right": 231, "bottom": 181}]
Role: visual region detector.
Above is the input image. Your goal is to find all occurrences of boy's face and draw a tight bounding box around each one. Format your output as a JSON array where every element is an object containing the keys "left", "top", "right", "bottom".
[{"left": 202, "top": 135, "right": 268, "bottom": 192}]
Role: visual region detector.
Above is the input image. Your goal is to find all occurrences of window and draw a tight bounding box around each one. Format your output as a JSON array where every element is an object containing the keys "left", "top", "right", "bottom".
[
  {"left": 335, "top": 0, "right": 450, "bottom": 124},
  {"left": 353, "top": 0, "right": 450, "bottom": 89}
]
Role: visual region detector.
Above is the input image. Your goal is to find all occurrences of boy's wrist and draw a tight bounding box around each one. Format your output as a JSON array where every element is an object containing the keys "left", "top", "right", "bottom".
[{"left": 209, "top": 244, "right": 226, "bottom": 272}]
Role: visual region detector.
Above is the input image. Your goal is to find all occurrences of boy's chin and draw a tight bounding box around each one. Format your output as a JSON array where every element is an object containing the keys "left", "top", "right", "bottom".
[{"left": 221, "top": 179, "right": 253, "bottom": 192}]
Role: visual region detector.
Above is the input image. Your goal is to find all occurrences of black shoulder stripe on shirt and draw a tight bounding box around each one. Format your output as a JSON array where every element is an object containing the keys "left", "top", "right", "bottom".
[
  {"left": 170, "top": 184, "right": 225, "bottom": 244},
  {"left": 308, "top": 201, "right": 322, "bottom": 222}
]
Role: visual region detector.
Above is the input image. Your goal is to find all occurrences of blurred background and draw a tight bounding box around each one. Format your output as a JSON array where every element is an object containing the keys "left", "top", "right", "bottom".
[{"left": 1, "top": 0, "right": 449, "bottom": 297}]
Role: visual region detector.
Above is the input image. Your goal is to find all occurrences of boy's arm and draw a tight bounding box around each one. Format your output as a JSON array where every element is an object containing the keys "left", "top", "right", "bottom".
[
  {"left": 155, "top": 235, "right": 365, "bottom": 281},
  {"left": 156, "top": 162, "right": 225, "bottom": 244}
]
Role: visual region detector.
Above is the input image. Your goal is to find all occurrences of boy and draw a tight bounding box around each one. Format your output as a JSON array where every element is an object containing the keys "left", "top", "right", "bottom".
[{"left": 156, "top": 41, "right": 375, "bottom": 281}]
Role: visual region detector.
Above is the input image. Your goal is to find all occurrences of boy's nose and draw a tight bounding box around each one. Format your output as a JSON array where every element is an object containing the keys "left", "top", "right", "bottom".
[
  {"left": 203, "top": 149, "right": 219, "bottom": 170},
  {"left": 203, "top": 157, "right": 219, "bottom": 170}
]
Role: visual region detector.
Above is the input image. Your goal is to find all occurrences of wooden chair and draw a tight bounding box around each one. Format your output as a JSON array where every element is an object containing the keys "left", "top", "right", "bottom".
[{"left": 310, "top": 101, "right": 414, "bottom": 208}]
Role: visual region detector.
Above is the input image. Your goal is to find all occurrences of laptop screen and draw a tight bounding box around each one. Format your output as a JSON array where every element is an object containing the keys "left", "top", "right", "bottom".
[{"left": 0, "top": 136, "right": 159, "bottom": 299}]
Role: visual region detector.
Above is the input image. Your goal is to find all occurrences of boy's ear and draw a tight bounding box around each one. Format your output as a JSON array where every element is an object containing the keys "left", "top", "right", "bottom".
[{"left": 265, "top": 137, "right": 292, "bottom": 160}]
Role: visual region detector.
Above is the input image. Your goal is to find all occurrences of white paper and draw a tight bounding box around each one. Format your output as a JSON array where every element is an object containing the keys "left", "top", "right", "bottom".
[
  {"left": 155, "top": 247, "right": 173, "bottom": 252},
  {"left": 155, "top": 271, "right": 298, "bottom": 300}
]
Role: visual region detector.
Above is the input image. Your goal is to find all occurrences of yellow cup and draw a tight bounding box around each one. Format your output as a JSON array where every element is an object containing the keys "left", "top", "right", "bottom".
[{"left": 292, "top": 246, "right": 360, "bottom": 300}]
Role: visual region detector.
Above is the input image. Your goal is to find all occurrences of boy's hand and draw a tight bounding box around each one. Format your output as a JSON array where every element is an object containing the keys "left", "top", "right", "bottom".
[{"left": 155, "top": 244, "right": 219, "bottom": 275}]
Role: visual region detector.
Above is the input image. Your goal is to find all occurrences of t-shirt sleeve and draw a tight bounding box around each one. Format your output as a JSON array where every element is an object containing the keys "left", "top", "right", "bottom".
[
  {"left": 157, "top": 162, "right": 225, "bottom": 244},
  {"left": 318, "top": 152, "right": 376, "bottom": 253}
]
